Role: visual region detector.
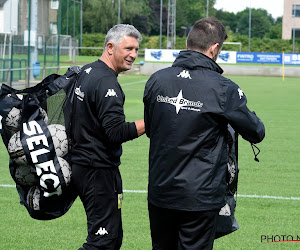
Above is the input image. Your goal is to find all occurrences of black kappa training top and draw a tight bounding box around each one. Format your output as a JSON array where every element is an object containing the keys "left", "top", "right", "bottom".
[
  {"left": 144, "top": 50, "right": 265, "bottom": 211},
  {"left": 71, "top": 60, "right": 138, "bottom": 168}
]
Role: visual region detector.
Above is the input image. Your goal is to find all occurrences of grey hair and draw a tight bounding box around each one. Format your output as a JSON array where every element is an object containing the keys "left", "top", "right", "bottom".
[{"left": 104, "top": 24, "right": 142, "bottom": 49}]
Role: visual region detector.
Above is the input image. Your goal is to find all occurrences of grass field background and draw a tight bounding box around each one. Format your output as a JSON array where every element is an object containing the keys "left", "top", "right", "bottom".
[{"left": 0, "top": 73, "right": 300, "bottom": 249}]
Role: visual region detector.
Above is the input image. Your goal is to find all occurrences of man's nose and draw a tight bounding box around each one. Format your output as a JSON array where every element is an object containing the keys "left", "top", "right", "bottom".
[{"left": 130, "top": 49, "right": 138, "bottom": 59}]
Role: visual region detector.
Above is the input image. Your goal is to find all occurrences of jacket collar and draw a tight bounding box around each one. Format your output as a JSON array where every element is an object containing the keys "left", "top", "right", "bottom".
[{"left": 172, "top": 50, "right": 223, "bottom": 74}]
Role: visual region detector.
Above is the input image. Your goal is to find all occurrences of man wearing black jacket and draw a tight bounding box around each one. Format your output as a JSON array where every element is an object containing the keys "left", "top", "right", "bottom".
[
  {"left": 143, "top": 17, "right": 265, "bottom": 249},
  {"left": 71, "top": 24, "right": 145, "bottom": 249}
]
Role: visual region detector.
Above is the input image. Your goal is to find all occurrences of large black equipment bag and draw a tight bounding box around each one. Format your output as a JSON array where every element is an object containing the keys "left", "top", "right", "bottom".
[
  {"left": 215, "top": 125, "right": 240, "bottom": 239},
  {"left": 0, "top": 66, "right": 80, "bottom": 220}
]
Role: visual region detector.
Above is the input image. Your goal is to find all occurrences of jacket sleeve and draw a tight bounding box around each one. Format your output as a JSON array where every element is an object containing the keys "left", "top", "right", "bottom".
[
  {"left": 223, "top": 80, "right": 265, "bottom": 144},
  {"left": 95, "top": 76, "right": 138, "bottom": 145},
  {"left": 143, "top": 74, "right": 156, "bottom": 138}
]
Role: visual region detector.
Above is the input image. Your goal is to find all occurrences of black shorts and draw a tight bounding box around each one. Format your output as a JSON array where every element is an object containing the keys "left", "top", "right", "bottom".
[
  {"left": 148, "top": 202, "right": 219, "bottom": 250},
  {"left": 72, "top": 164, "right": 123, "bottom": 250}
]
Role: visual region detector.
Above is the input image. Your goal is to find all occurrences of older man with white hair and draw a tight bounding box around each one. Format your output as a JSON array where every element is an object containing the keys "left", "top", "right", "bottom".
[{"left": 71, "top": 24, "right": 145, "bottom": 250}]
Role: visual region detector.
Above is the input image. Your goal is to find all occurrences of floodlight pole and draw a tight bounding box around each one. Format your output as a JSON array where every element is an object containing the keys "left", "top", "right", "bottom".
[
  {"left": 167, "top": 0, "right": 176, "bottom": 49},
  {"left": 73, "top": 0, "right": 75, "bottom": 38},
  {"left": 27, "top": 0, "right": 31, "bottom": 83},
  {"left": 248, "top": 0, "right": 252, "bottom": 52},
  {"left": 30, "top": 0, "right": 38, "bottom": 80},
  {"left": 80, "top": 0, "right": 83, "bottom": 47},
  {"left": 160, "top": 0, "right": 163, "bottom": 49},
  {"left": 118, "top": 0, "right": 121, "bottom": 24},
  {"left": 57, "top": 0, "right": 62, "bottom": 74},
  {"left": 206, "top": 0, "right": 209, "bottom": 17},
  {"left": 67, "top": 0, "right": 69, "bottom": 34},
  {"left": 292, "top": 0, "right": 296, "bottom": 53}
]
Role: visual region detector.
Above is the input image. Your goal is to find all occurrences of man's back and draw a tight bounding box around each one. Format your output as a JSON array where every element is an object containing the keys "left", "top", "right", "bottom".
[{"left": 144, "top": 50, "right": 265, "bottom": 211}]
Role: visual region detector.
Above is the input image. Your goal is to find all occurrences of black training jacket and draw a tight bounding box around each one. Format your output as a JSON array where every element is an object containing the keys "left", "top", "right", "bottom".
[
  {"left": 71, "top": 60, "right": 138, "bottom": 168},
  {"left": 143, "top": 50, "right": 265, "bottom": 211}
]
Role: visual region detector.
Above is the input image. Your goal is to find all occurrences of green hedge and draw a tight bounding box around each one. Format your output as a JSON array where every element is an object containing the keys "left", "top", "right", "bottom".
[
  {"left": 81, "top": 33, "right": 106, "bottom": 56},
  {"left": 224, "top": 33, "right": 300, "bottom": 53}
]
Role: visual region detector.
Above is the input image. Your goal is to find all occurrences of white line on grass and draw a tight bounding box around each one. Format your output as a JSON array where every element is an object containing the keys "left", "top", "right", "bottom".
[
  {"left": 123, "top": 190, "right": 300, "bottom": 201},
  {"left": 0, "top": 184, "right": 15, "bottom": 188},
  {"left": 121, "top": 80, "right": 146, "bottom": 86},
  {"left": 124, "top": 189, "right": 147, "bottom": 193},
  {"left": 237, "top": 194, "right": 300, "bottom": 201},
  {"left": 1, "top": 185, "right": 299, "bottom": 201}
]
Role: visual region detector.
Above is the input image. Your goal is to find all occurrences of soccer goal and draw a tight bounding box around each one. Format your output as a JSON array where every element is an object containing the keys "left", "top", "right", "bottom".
[{"left": 223, "top": 42, "right": 242, "bottom": 52}]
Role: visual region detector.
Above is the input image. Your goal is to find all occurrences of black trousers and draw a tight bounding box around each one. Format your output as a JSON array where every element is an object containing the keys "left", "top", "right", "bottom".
[
  {"left": 148, "top": 202, "right": 219, "bottom": 250},
  {"left": 72, "top": 164, "right": 123, "bottom": 250}
]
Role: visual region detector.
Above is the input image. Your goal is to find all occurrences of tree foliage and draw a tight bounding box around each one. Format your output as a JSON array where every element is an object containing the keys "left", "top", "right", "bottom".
[
  {"left": 60, "top": 0, "right": 299, "bottom": 53},
  {"left": 236, "top": 8, "right": 274, "bottom": 39},
  {"left": 61, "top": 0, "right": 282, "bottom": 39},
  {"left": 176, "top": 0, "right": 216, "bottom": 36}
]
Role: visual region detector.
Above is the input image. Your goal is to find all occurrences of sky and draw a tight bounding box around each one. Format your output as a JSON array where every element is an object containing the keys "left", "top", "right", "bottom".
[{"left": 214, "top": 0, "right": 284, "bottom": 19}]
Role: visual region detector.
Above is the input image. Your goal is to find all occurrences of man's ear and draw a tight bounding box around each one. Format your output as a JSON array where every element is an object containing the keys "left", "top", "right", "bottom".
[
  {"left": 106, "top": 42, "right": 114, "bottom": 55},
  {"left": 210, "top": 43, "right": 219, "bottom": 56}
]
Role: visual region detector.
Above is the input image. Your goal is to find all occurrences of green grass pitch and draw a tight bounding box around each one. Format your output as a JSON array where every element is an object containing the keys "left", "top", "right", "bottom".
[{"left": 0, "top": 73, "right": 300, "bottom": 249}]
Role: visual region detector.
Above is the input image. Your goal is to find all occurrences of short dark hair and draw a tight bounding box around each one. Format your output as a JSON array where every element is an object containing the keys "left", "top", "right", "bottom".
[{"left": 187, "top": 17, "right": 228, "bottom": 52}]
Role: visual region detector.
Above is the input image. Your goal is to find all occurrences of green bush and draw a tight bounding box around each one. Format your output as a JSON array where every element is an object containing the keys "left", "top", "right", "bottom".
[
  {"left": 225, "top": 34, "right": 300, "bottom": 53},
  {"left": 81, "top": 33, "right": 106, "bottom": 56}
]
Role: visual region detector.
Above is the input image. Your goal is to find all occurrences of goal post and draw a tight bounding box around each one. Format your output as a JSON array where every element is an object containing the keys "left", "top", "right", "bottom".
[{"left": 223, "top": 42, "right": 242, "bottom": 52}]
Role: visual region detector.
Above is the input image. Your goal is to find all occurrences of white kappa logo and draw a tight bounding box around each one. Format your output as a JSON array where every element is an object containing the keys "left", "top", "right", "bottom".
[
  {"left": 219, "top": 204, "right": 231, "bottom": 216},
  {"left": 85, "top": 67, "right": 92, "bottom": 74},
  {"left": 75, "top": 86, "right": 85, "bottom": 101},
  {"left": 157, "top": 90, "right": 203, "bottom": 114},
  {"left": 177, "top": 70, "right": 192, "bottom": 79},
  {"left": 95, "top": 227, "right": 108, "bottom": 236},
  {"left": 105, "top": 89, "right": 118, "bottom": 97},
  {"left": 238, "top": 88, "right": 244, "bottom": 99}
]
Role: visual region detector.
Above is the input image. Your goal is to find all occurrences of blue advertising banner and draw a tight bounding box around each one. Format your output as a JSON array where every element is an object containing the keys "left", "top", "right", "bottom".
[
  {"left": 237, "top": 52, "right": 282, "bottom": 64},
  {"left": 216, "top": 51, "right": 237, "bottom": 64},
  {"left": 284, "top": 53, "right": 300, "bottom": 65},
  {"left": 145, "top": 49, "right": 181, "bottom": 62}
]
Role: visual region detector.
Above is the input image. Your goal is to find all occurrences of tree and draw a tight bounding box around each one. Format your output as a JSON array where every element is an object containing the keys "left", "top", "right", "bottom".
[
  {"left": 77, "top": 0, "right": 150, "bottom": 34},
  {"left": 215, "top": 9, "right": 238, "bottom": 33},
  {"left": 61, "top": 0, "right": 81, "bottom": 36},
  {"left": 236, "top": 8, "right": 274, "bottom": 39},
  {"left": 123, "top": 0, "right": 151, "bottom": 34},
  {"left": 176, "top": 0, "right": 216, "bottom": 36},
  {"left": 147, "top": 0, "right": 168, "bottom": 36},
  {"left": 265, "top": 17, "right": 282, "bottom": 39}
]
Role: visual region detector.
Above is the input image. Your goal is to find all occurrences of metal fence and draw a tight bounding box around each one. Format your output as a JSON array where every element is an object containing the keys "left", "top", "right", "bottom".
[
  {"left": 0, "top": 43, "right": 145, "bottom": 89},
  {"left": 0, "top": 65, "right": 71, "bottom": 88}
]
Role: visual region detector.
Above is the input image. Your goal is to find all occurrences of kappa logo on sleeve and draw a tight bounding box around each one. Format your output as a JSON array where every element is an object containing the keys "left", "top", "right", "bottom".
[
  {"left": 105, "top": 89, "right": 118, "bottom": 97},
  {"left": 238, "top": 88, "right": 244, "bottom": 99},
  {"left": 75, "top": 86, "right": 85, "bottom": 101},
  {"left": 84, "top": 67, "right": 92, "bottom": 74}
]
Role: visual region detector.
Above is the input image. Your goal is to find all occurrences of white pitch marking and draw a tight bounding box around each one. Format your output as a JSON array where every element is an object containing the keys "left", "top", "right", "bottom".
[
  {"left": 123, "top": 190, "right": 300, "bottom": 201},
  {"left": 1, "top": 186, "right": 299, "bottom": 201},
  {"left": 0, "top": 184, "right": 15, "bottom": 188},
  {"left": 121, "top": 80, "right": 146, "bottom": 86}
]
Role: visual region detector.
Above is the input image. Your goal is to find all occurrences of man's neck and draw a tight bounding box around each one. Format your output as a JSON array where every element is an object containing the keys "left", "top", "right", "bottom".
[{"left": 100, "top": 52, "right": 118, "bottom": 74}]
